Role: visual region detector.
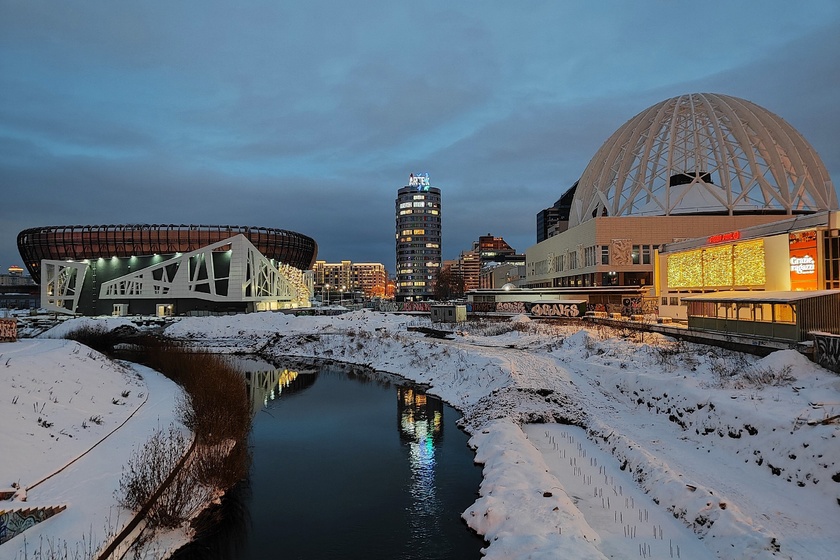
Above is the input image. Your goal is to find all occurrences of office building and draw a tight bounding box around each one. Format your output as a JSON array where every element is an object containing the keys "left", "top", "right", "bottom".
[{"left": 395, "top": 173, "right": 442, "bottom": 301}]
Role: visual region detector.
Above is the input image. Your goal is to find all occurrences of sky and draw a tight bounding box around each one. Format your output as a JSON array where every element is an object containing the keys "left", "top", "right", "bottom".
[
  {"left": 5, "top": 312, "right": 839, "bottom": 558},
  {"left": 1, "top": 0, "right": 839, "bottom": 274}
]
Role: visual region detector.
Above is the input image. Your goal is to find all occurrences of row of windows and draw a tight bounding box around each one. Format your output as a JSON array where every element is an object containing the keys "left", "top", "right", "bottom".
[
  {"left": 398, "top": 208, "right": 440, "bottom": 215},
  {"left": 398, "top": 237, "right": 442, "bottom": 244},
  {"left": 398, "top": 200, "right": 440, "bottom": 209},
  {"left": 529, "top": 243, "right": 656, "bottom": 276},
  {"left": 688, "top": 302, "right": 796, "bottom": 324}
]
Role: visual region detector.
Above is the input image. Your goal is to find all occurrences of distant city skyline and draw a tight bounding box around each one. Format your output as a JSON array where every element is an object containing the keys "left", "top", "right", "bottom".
[{"left": 1, "top": 1, "right": 838, "bottom": 274}]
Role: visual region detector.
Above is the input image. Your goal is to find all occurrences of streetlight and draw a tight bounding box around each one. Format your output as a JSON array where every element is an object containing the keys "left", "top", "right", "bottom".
[
  {"left": 324, "top": 284, "right": 330, "bottom": 305},
  {"left": 341, "top": 285, "right": 346, "bottom": 304}
]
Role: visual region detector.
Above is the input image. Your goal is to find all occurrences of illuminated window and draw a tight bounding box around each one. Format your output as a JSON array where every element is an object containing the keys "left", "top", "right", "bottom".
[
  {"left": 413, "top": 229, "right": 425, "bottom": 235},
  {"left": 430, "top": 210, "right": 439, "bottom": 215},
  {"left": 413, "top": 202, "right": 425, "bottom": 207},
  {"left": 755, "top": 303, "right": 772, "bottom": 322},
  {"left": 774, "top": 303, "right": 796, "bottom": 324},
  {"left": 413, "top": 195, "right": 425, "bottom": 200},
  {"left": 400, "top": 202, "right": 412, "bottom": 209}
]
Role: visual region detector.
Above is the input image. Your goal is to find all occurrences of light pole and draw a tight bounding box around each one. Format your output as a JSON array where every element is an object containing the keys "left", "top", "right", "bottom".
[
  {"left": 341, "top": 285, "right": 346, "bottom": 304},
  {"left": 324, "top": 284, "right": 330, "bottom": 306}
]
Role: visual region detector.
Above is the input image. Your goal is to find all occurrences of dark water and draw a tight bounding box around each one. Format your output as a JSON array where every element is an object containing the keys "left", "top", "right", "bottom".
[{"left": 174, "top": 358, "right": 485, "bottom": 560}]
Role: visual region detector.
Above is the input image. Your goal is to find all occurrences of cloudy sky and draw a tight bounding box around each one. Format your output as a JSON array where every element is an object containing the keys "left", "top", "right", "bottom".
[{"left": 1, "top": 0, "right": 838, "bottom": 274}]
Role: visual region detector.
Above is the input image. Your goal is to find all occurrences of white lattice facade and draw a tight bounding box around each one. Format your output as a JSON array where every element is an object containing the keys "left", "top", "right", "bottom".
[{"left": 41, "top": 234, "right": 312, "bottom": 315}]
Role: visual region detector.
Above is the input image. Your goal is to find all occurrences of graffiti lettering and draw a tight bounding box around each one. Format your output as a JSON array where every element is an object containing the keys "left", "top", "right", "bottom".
[
  {"left": 0, "top": 319, "right": 16, "bottom": 342},
  {"left": 470, "top": 302, "right": 496, "bottom": 313},
  {"left": 400, "top": 302, "right": 431, "bottom": 312},
  {"left": 496, "top": 301, "right": 527, "bottom": 314},
  {"left": 530, "top": 303, "right": 583, "bottom": 317}
]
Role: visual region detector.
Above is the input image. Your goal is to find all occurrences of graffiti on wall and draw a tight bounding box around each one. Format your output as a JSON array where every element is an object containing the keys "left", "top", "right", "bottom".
[
  {"left": 814, "top": 333, "right": 840, "bottom": 374},
  {"left": 0, "top": 319, "right": 16, "bottom": 342},
  {"left": 400, "top": 302, "right": 431, "bottom": 312},
  {"left": 0, "top": 505, "right": 66, "bottom": 544},
  {"left": 530, "top": 302, "right": 584, "bottom": 317},
  {"left": 496, "top": 301, "right": 528, "bottom": 314},
  {"left": 469, "top": 302, "right": 496, "bottom": 313}
]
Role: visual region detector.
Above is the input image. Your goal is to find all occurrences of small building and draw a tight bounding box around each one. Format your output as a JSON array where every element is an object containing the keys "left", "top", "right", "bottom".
[
  {"left": 431, "top": 304, "right": 467, "bottom": 324},
  {"left": 681, "top": 290, "right": 840, "bottom": 342}
]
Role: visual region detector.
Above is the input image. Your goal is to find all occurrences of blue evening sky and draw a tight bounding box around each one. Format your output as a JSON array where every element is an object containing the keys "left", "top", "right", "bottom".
[{"left": 1, "top": 1, "right": 838, "bottom": 273}]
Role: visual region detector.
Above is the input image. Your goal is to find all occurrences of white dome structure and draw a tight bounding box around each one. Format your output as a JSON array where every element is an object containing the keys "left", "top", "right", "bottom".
[{"left": 570, "top": 93, "right": 837, "bottom": 227}]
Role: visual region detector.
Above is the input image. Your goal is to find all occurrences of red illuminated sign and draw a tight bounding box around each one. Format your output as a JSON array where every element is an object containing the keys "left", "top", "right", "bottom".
[
  {"left": 707, "top": 231, "right": 741, "bottom": 244},
  {"left": 789, "top": 230, "right": 818, "bottom": 291}
]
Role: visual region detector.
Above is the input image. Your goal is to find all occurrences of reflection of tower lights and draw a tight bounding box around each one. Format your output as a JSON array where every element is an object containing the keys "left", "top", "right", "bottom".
[{"left": 397, "top": 386, "right": 445, "bottom": 525}]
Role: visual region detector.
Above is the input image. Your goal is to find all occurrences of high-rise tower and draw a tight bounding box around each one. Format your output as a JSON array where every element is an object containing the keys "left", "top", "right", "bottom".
[{"left": 395, "top": 173, "right": 441, "bottom": 301}]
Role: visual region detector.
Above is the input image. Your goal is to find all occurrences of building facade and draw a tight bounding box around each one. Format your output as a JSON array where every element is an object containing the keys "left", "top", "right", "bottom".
[
  {"left": 17, "top": 224, "right": 318, "bottom": 316},
  {"left": 536, "top": 183, "right": 576, "bottom": 243},
  {"left": 656, "top": 211, "right": 840, "bottom": 320},
  {"left": 452, "top": 234, "right": 523, "bottom": 292},
  {"left": 526, "top": 93, "right": 838, "bottom": 294},
  {"left": 395, "top": 173, "right": 442, "bottom": 301},
  {"left": 312, "top": 260, "right": 387, "bottom": 300}
]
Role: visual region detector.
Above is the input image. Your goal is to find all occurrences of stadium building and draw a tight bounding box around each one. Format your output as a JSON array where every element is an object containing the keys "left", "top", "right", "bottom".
[{"left": 17, "top": 224, "right": 318, "bottom": 316}]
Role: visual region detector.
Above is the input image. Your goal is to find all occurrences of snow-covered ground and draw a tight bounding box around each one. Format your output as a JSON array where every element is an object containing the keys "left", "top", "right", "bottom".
[{"left": 2, "top": 310, "right": 839, "bottom": 559}]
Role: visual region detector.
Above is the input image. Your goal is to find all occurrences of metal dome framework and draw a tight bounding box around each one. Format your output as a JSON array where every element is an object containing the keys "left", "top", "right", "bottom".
[{"left": 570, "top": 93, "right": 837, "bottom": 227}]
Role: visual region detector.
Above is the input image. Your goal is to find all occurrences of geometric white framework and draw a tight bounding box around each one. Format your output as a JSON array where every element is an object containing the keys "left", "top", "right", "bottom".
[
  {"left": 570, "top": 93, "right": 838, "bottom": 227},
  {"left": 99, "top": 234, "right": 311, "bottom": 310},
  {"left": 40, "top": 260, "right": 89, "bottom": 314}
]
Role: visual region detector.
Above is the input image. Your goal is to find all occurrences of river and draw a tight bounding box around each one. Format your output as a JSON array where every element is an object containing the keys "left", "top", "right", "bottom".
[{"left": 172, "top": 357, "right": 485, "bottom": 560}]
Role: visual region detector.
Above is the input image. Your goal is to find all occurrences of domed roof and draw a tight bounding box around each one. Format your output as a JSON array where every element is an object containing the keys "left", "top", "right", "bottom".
[{"left": 570, "top": 93, "right": 837, "bottom": 227}]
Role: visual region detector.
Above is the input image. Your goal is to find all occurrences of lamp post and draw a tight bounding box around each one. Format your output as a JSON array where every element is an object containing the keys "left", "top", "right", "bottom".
[
  {"left": 324, "top": 284, "right": 330, "bottom": 306},
  {"left": 341, "top": 285, "right": 346, "bottom": 304}
]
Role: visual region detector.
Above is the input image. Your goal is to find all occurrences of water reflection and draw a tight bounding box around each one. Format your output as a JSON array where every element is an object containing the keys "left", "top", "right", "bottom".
[
  {"left": 222, "top": 355, "right": 318, "bottom": 414},
  {"left": 398, "top": 387, "right": 445, "bottom": 542},
  {"left": 173, "top": 359, "right": 483, "bottom": 559}
]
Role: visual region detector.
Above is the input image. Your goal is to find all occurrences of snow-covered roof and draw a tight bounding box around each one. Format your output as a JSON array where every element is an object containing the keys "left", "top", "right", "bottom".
[{"left": 681, "top": 289, "right": 840, "bottom": 303}]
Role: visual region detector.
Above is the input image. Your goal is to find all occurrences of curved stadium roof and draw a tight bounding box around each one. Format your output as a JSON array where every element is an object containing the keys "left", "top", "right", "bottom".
[
  {"left": 17, "top": 224, "right": 318, "bottom": 284},
  {"left": 570, "top": 93, "right": 838, "bottom": 227}
]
